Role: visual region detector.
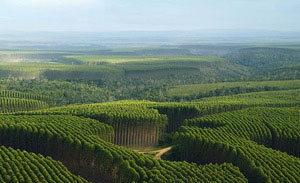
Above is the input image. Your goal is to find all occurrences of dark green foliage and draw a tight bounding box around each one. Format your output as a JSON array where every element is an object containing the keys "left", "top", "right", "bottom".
[
  {"left": 0, "top": 112, "right": 248, "bottom": 183},
  {"left": 2, "top": 46, "right": 300, "bottom": 183},
  {"left": 169, "top": 107, "right": 300, "bottom": 183},
  {"left": 17, "top": 101, "right": 169, "bottom": 147},
  {"left": 167, "top": 80, "right": 300, "bottom": 102},
  {"left": 0, "top": 146, "right": 88, "bottom": 183},
  {"left": 227, "top": 47, "right": 300, "bottom": 81},
  {"left": 0, "top": 90, "right": 50, "bottom": 113},
  {"left": 227, "top": 47, "right": 300, "bottom": 70},
  {"left": 0, "top": 98, "right": 48, "bottom": 113}
]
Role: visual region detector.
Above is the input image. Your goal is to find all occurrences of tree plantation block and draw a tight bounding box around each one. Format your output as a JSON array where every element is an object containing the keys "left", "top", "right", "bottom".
[{"left": 0, "top": 145, "right": 88, "bottom": 183}]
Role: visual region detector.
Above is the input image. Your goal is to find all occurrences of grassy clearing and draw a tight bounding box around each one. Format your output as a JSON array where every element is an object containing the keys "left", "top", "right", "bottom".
[
  {"left": 0, "top": 50, "right": 72, "bottom": 55},
  {"left": 64, "top": 55, "right": 225, "bottom": 64},
  {"left": 0, "top": 62, "right": 123, "bottom": 73}
]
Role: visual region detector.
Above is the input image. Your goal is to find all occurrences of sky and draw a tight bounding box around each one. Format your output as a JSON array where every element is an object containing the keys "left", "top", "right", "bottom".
[{"left": 1, "top": 0, "right": 300, "bottom": 32}]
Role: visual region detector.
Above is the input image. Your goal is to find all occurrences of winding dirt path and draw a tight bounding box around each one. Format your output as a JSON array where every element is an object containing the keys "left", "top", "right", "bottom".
[{"left": 153, "top": 146, "right": 172, "bottom": 159}]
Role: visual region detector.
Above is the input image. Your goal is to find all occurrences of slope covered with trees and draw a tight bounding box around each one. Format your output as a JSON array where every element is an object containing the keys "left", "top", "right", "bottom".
[
  {"left": 0, "top": 145, "right": 88, "bottom": 183},
  {"left": 1, "top": 45, "right": 300, "bottom": 182},
  {"left": 0, "top": 111, "right": 248, "bottom": 183},
  {"left": 167, "top": 80, "right": 300, "bottom": 101},
  {"left": 0, "top": 90, "right": 50, "bottom": 113},
  {"left": 167, "top": 107, "right": 300, "bottom": 183}
]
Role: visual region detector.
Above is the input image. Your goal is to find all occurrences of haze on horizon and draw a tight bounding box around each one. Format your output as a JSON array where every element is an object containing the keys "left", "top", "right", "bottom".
[{"left": 1, "top": 0, "right": 300, "bottom": 32}]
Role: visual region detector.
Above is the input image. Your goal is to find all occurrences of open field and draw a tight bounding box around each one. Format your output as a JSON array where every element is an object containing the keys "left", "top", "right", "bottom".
[{"left": 64, "top": 55, "right": 225, "bottom": 64}]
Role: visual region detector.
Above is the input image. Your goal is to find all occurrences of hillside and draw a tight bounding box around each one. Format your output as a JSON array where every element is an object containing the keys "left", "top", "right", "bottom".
[{"left": 0, "top": 45, "right": 300, "bottom": 182}]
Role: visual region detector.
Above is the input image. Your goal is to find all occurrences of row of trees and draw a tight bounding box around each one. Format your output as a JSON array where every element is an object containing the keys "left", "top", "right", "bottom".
[
  {"left": 0, "top": 98, "right": 48, "bottom": 113},
  {"left": 152, "top": 104, "right": 201, "bottom": 133},
  {"left": 168, "top": 106, "right": 300, "bottom": 183},
  {"left": 185, "top": 107, "right": 300, "bottom": 157},
  {"left": 0, "top": 113, "right": 248, "bottom": 183},
  {"left": 0, "top": 90, "right": 50, "bottom": 103},
  {"left": 170, "top": 85, "right": 287, "bottom": 102},
  {"left": 20, "top": 101, "right": 169, "bottom": 147},
  {"left": 0, "top": 145, "right": 87, "bottom": 183},
  {"left": 16, "top": 90, "right": 300, "bottom": 147}
]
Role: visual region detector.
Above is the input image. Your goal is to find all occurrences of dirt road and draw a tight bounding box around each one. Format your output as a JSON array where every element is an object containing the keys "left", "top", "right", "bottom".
[{"left": 154, "top": 147, "right": 172, "bottom": 159}]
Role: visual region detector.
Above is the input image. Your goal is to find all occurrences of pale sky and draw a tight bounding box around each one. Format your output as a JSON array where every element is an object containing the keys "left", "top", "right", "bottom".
[{"left": 1, "top": 0, "right": 300, "bottom": 32}]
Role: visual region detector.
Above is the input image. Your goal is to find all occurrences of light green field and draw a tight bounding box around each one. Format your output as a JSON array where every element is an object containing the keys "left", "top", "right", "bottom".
[
  {"left": 167, "top": 80, "right": 300, "bottom": 97},
  {"left": 0, "top": 50, "right": 71, "bottom": 55},
  {"left": 0, "top": 62, "right": 122, "bottom": 73},
  {"left": 65, "top": 55, "right": 225, "bottom": 64}
]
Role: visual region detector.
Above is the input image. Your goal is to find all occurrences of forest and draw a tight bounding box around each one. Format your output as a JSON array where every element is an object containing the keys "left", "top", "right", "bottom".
[{"left": 0, "top": 44, "right": 300, "bottom": 183}]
